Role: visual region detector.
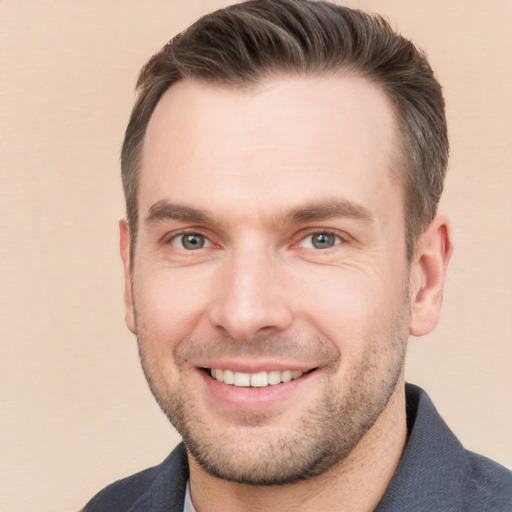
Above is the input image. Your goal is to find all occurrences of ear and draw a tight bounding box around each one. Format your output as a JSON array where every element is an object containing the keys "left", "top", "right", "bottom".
[
  {"left": 409, "top": 215, "right": 453, "bottom": 337},
  {"left": 119, "top": 219, "right": 136, "bottom": 333}
]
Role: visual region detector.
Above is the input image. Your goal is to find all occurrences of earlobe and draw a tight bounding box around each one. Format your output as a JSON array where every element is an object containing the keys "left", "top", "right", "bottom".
[
  {"left": 119, "top": 219, "right": 136, "bottom": 333},
  {"left": 409, "top": 215, "right": 453, "bottom": 337}
]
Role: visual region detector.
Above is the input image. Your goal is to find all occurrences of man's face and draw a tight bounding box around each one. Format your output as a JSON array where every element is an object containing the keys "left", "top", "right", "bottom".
[{"left": 123, "top": 76, "right": 413, "bottom": 484}]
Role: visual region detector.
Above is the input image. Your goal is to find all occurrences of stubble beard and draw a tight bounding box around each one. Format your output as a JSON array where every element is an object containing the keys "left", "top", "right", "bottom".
[{"left": 136, "top": 305, "right": 409, "bottom": 486}]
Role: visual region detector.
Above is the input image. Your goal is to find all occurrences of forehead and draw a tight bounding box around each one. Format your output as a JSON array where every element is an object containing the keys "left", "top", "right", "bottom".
[{"left": 139, "top": 75, "right": 403, "bottom": 225}]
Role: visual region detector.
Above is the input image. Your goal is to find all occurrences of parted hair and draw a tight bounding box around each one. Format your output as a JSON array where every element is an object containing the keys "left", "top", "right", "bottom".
[{"left": 122, "top": 0, "right": 448, "bottom": 260}]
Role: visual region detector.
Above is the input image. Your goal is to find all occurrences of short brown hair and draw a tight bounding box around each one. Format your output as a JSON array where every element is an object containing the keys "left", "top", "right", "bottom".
[{"left": 122, "top": 0, "right": 448, "bottom": 260}]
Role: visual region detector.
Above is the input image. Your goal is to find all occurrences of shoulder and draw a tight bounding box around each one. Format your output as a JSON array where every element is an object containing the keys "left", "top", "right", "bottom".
[
  {"left": 81, "top": 443, "right": 189, "bottom": 512},
  {"left": 377, "top": 385, "right": 512, "bottom": 511},
  {"left": 465, "top": 451, "right": 512, "bottom": 510},
  {"left": 409, "top": 384, "right": 512, "bottom": 509}
]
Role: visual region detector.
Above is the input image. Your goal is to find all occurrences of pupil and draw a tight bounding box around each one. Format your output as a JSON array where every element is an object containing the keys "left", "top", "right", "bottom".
[
  {"left": 312, "top": 233, "right": 334, "bottom": 249},
  {"left": 183, "top": 234, "right": 204, "bottom": 250}
]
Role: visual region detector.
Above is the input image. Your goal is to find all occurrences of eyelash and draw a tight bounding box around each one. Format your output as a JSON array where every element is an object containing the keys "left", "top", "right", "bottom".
[
  {"left": 297, "top": 229, "right": 344, "bottom": 250},
  {"left": 163, "top": 228, "right": 346, "bottom": 252},
  {"left": 163, "top": 229, "right": 211, "bottom": 248}
]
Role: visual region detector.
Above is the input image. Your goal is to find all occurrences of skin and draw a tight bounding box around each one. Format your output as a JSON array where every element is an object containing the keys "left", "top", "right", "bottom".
[{"left": 120, "top": 76, "right": 452, "bottom": 511}]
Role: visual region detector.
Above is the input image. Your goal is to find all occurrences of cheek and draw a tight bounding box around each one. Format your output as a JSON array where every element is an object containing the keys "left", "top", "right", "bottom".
[
  {"left": 292, "top": 264, "right": 405, "bottom": 346},
  {"left": 133, "top": 268, "right": 213, "bottom": 347}
]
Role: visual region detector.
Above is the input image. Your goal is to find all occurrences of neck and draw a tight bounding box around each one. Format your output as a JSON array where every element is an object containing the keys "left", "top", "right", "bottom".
[{"left": 188, "top": 382, "right": 407, "bottom": 512}]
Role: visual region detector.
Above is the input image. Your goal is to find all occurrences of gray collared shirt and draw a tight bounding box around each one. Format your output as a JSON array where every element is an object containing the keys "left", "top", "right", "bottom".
[{"left": 82, "top": 384, "right": 512, "bottom": 511}]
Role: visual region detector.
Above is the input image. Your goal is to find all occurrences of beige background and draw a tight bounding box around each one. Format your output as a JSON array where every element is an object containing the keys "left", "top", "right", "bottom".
[{"left": 1, "top": 1, "right": 511, "bottom": 511}]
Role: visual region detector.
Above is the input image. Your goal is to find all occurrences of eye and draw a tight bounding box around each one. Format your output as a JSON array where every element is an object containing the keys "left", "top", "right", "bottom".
[
  {"left": 171, "top": 233, "right": 210, "bottom": 250},
  {"left": 301, "top": 232, "right": 341, "bottom": 250}
]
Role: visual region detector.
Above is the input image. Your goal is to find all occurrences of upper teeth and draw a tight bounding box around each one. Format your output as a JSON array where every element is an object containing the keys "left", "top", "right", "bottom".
[{"left": 210, "top": 369, "right": 304, "bottom": 387}]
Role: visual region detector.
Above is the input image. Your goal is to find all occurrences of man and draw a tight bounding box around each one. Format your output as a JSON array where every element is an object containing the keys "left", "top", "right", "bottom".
[{"left": 83, "top": 1, "right": 512, "bottom": 510}]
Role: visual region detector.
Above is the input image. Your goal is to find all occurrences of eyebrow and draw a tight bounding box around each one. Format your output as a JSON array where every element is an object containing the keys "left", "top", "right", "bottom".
[
  {"left": 145, "top": 200, "right": 212, "bottom": 225},
  {"left": 144, "top": 197, "right": 374, "bottom": 227},
  {"left": 283, "top": 198, "right": 374, "bottom": 224}
]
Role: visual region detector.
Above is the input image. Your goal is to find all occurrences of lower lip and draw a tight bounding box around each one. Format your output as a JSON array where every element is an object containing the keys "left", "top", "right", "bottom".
[{"left": 198, "top": 370, "right": 315, "bottom": 412}]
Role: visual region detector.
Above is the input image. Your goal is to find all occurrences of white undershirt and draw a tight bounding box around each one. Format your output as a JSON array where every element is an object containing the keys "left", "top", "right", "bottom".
[{"left": 183, "top": 480, "right": 197, "bottom": 512}]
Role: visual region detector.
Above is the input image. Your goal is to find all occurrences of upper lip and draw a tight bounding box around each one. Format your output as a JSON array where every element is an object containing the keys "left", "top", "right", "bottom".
[{"left": 195, "top": 359, "right": 317, "bottom": 374}]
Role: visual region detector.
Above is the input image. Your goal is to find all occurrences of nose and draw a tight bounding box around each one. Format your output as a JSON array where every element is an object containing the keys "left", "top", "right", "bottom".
[{"left": 208, "top": 247, "right": 294, "bottom": 342}]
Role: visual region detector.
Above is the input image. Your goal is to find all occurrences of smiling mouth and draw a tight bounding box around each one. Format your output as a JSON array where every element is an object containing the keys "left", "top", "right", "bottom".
[{"left": 207, "top": 368, "right": 315, "bottom": 387}]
